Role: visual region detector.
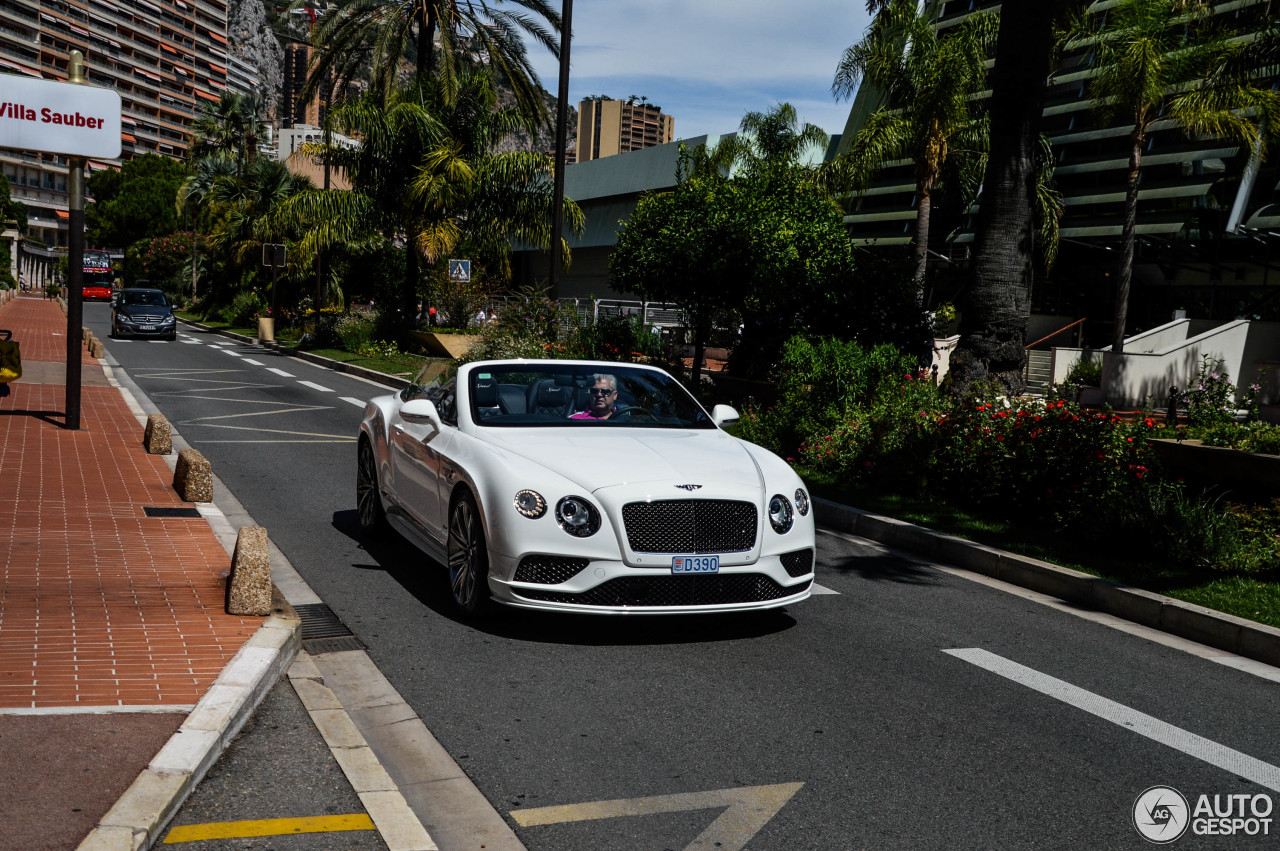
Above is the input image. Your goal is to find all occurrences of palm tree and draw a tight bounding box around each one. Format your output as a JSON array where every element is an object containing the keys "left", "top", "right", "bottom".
[
  {"left": 829, "top": 0, "right": 999, "bottom": 304},
  {"left": 189, "top": 92, "right": 268, "bottom": 170},
  {"left": 712, "top": 103, "right": 829, "bottom": 181},
  {"left": 1064, "top": 0, "right": 1280, "bottom": 352},
  {"left": 274, "top": 74, "right": 583, "bottom": 323},
  {"left": 299, "top": 0, "right": 560, "bottom": 125}
]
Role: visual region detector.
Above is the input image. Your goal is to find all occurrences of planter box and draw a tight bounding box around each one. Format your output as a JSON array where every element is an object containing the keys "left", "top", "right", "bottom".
[
  {"left": 411, "top": 330, "right": 480, "bottom": 359},
  {"left": 1147, "top": 438, "right": 1280, "bottom": 496}
]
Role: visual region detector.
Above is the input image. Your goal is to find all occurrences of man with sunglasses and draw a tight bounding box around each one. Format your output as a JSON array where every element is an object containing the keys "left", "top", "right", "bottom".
[{"left": 569, "top": 374, "right": 619, "bottom": 420}]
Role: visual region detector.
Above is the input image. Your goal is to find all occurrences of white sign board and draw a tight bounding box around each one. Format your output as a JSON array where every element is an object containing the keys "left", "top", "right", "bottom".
[
  {"left": 0, "top": 76, "right": 122, "bottom": 158},
  {"left": 448, "top": 259, "right": 471, "bottom": 282}
]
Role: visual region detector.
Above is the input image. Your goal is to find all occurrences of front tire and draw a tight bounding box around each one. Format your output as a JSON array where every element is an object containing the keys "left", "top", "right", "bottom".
[
  {"left": 447, "top": 492, "right": 491, "bottom": 616},
  {"left": 356, "top": 438, "right": 386, "bottom": 532}
]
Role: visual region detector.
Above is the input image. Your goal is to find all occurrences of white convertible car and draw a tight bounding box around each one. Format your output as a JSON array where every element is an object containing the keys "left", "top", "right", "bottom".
[{"left": 357, "top": 359, "right": 815, "bottom": 616}]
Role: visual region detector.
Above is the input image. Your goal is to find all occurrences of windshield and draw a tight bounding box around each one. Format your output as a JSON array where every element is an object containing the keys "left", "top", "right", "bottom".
[
  {"left": 469, "top": 365, "right": 715, "bottom": 429},
  {"left": 121, "top": 291, "right": 169, "bottom": 307}
]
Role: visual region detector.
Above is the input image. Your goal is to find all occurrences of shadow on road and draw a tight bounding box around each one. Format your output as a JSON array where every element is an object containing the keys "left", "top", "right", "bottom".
[
  {"left": 332, "top": 508, "right": 799, "bottom": 646},
  {"left": 825, "top": 550, "right": 942, "bottom": 585}
]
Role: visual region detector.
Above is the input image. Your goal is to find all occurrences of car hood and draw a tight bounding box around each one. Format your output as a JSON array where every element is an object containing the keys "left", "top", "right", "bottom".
[
  {"left": 480, "top": 429, "right": 762, "bottom": 493},
  {"left": 117, "top": 304, "right": 171, "bottom": 317}
]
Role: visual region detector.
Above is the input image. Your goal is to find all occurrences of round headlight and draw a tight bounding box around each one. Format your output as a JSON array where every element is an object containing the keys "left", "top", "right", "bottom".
[
  {"left": 795, "top": 488, "right": 810, "bottom": 517},
  {"left": 514, "top": 489, "right": 546, "bottom": 519},
  {"left": 768, "top": 494, "right": 794, "bottom": 534},
  {"left": 556, "top": 496, "right": 600, "bottom": 537}
]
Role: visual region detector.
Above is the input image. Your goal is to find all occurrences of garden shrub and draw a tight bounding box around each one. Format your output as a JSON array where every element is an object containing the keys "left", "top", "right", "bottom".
[
  {"left": 335, "top": 313, "right": 376, "bottom": 353},
  {"left": 1182, "top": 355, "right": 1238, "bottom": 428},
  {"left": 226, "top": 290, "right": 265, "bottom": 327},
  {"left": 1064, "top": 354, "right": 1102, "bottom": 388}
]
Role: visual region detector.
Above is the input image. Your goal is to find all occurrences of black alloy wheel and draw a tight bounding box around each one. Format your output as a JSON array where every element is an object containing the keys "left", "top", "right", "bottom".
[
  {"left": 447, "top": 492, "right": 491, "bottom": 616},
  {"left": 356, "top": 438, "right": 385, "bottom": 531}
]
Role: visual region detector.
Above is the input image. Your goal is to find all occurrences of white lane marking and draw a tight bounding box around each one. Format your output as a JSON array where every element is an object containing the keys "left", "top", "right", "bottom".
[
  {"left": 810, "top": 583, "right": 839, "bottom": 595},
  {"left": 113, "top": 339, "right": 132, "bottom": 342},
  {"left": 340, "top": 397, "right": 368, "bottom": 408},
  {"left": 946, "top": 648, "right": 1280, "bottom": 791},
  {"left": 241, "top": 358, "right": 264, "bottom": 366},
  {"left": 298, "top": 380, "right": 334, "bottom": 393},
  {"left": 180, "top": 339, "right": 202, "bottom": 344},
  {"left": 266, "top": 367, "right": 295, "bottom": 377},
  {"left": 221, "top": 348, "right": 243, "bottom": 356}
]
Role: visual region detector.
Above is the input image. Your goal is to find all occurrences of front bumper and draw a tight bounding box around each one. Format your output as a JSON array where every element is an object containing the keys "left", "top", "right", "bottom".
[{"left": 489, "top": 550, "right": 814, "bottom": 614}]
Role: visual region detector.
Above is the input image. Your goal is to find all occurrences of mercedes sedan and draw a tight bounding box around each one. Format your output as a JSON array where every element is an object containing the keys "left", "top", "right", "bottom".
[{"left": 356, "top": 360, "right": 815, "bottom": 616}]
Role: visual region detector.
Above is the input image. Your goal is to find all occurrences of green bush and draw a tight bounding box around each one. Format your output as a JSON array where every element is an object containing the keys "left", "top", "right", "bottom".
[
  {"left": 1064, "top": 354, "right": 1102, "bottom": 388},
  {"left": 1182, "top": 355, "right": 1238, "bottom": 429},
  {"left": 226, "top": 291, "right": 264, "bottom": 327},
  {"left": 336, "top": 313, "right": 376, "bottom": 353},
  {"left": 1198, "top": 421, "right": 1280, "bottom": 456}
]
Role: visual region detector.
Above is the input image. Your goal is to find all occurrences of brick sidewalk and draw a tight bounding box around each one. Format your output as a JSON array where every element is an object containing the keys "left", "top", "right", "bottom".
[{"left": 0, "top": 293, "right": 258, "bottom": 709}]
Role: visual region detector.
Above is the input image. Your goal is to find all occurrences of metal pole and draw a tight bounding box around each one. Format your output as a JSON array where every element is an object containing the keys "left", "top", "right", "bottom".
[
  {"left": 548, "top": 0, "right": 572, "bottom": 293},
  {"left": 65, "top": 50, "right": 86, "bottom": 430},
  {"left": 317, "top": 83, "right": 330, "bottom": 310}
]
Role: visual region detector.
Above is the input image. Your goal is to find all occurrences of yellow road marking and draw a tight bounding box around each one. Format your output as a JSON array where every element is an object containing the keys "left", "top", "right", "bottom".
[
  {"left": 163, "top": 813, "right": 375, "bottom": 842},
  {"left": 511, "top": 782, "right": 803, "bottom": 851}
]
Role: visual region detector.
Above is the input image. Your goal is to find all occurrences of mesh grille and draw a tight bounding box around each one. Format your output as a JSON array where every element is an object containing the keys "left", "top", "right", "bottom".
[
  {"left": 514, "top": 574, "right": 809, "bottom": 608},
  {"left": 780, "top": 549, "right": 814, "bottom": 578},
  {"left": 622, "top": 500, "right": 757, "bottom": 554},
  {"left": 513, "top": 555, "right": 589, "bottom": 585}
]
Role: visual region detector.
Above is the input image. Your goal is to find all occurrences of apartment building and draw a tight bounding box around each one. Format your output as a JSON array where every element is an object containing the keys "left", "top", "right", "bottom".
[
  {"left": 0, "top": 0, "right": 229, "bottom": 246},
  {"left": 838, "top": 0, "right": 1280, "bottom": 335},
  {"left": 576, "top": 96, "right": 674, "bottom": 163}
]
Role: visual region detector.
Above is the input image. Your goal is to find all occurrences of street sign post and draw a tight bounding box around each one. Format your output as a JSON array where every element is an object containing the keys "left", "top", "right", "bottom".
[{"left": 262, "top": 243, "right": 286, "bottom": 336}]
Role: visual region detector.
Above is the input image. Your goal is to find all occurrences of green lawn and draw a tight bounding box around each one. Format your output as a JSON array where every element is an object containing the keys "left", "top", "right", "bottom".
[{"left": 804, "top": 470, "right": 1280, "bottom": 628}]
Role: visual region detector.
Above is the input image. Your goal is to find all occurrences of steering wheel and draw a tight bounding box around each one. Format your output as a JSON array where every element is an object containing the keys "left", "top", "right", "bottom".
[{"left": 611, "top": 404, "right": 653, "bottom": 421}]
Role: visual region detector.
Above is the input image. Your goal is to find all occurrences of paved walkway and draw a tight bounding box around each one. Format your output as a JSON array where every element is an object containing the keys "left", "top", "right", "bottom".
[{"left": 0, "top": 293, "right": 262, "bottom": 849}]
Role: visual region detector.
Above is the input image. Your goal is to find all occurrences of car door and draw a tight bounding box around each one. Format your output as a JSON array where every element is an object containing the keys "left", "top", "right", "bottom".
[{"left": 389, "top": 379, "right": 456, "bottom": 543}]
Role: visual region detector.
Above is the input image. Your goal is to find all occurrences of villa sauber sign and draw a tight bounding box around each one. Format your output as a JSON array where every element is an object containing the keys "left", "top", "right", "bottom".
[{"left": 0, "top": 75, "right": 121, "bottom": 158}]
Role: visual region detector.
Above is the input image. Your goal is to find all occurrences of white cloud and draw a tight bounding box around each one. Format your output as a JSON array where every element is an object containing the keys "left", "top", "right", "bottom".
[{"left": 523, "top": 0, "right": 874, "bottom": 139}]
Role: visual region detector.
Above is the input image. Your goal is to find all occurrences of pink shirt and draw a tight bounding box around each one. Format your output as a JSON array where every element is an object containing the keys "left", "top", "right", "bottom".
[{"left": 569, "top": 409, "right": 612, "bottom": 420}]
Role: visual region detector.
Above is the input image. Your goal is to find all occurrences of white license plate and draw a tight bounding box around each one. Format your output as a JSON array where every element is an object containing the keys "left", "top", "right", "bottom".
[
  {"left": 672, "top": 555, "right": 719, "bottom": 574},
  {"left": 139, "top": 325, "right": 155, "bottom": 331}
]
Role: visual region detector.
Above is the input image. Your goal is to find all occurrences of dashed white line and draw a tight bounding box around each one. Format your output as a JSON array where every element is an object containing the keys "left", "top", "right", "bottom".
[
  {"left": 266, "top": 368, "right": 295, "bottom": 377},
  {"left": 221, "top": 348, "right": 243, "bottom": 357},
  {"left": 241, "top": 358, "right": 264, "bottom": 366},
  {"left": 340, "top": 397, "right": 367, "bottom": 408},
  {"left": 180, "top": 339, "right": 201, "bottom": 344},
  {"left": 298, "top": 380, "right": 334, "bottom": 393},
  {"left": 945, "top": 648, "right": 1280, "bottom": 791}
]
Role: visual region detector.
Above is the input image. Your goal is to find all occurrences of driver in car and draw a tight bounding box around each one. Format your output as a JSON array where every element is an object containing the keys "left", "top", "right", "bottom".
[{"left": 570, "top": 374, "right": 618, "bottom": 420}]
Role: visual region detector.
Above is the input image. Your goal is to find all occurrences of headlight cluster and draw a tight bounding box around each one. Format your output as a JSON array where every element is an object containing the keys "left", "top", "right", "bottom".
[
  {"left": 556, "top": 496, "right": 600, "bottom": 537},
  {"left": 768, "top": 494, "right": 794, "bottom": 534},
  {"left": 513, "top": 489, "right": 546, "bottom": 518},
  {"left": 513, "top": 489, "right": 600, "bottom": 537}
]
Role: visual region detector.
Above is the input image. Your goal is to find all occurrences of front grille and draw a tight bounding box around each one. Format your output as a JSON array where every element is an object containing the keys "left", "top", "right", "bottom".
[
  {"left": 513, "top": 555, "right": 589, "bottom": 585},
  {"left": 130, "top": 313, "right": 165, "bottom": 323},
  {"left": 514, "top": 574, "right": 808, "bottom": 608},
  {"left": 622, "top": 500, "right": 757, "bottom": 554},
  {"left": 780, "top": 549, "right": 814, "bottom": 578}
]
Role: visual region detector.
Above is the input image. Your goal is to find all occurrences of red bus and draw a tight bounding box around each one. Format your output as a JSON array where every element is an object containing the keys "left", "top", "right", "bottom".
[{"left": 82, "top": 250, "right": 114, "bottom": 300}]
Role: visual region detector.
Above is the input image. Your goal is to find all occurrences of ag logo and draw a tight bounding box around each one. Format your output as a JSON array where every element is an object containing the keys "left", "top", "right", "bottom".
[{"left": 1134, "top": 786, "right": 1189, "bottom": 843}]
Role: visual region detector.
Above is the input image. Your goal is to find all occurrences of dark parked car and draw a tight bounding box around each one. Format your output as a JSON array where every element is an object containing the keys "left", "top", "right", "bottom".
[{"left": 110, "top": 288, "right": 177, "bottom": 341}]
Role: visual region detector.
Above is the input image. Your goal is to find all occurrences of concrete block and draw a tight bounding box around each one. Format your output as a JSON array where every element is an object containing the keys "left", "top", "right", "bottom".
[
  {"left": 181, "top": 684, "right": 249, "bottom": 734},
  {"left": 1236, "top": 622, "right": 1280, "bottom": 668},
  {"left": 1160, "top": 600, "right": 1244, "bottom": 655},
  {"left": 227, "top": 526, "right": 272, "bottom": 616},
  {"left": 149, "top": 727, "right": 220, "bottom": 778},
  {"left": 143, "top": 413, "right": 172, "bottom": 455},
  {"left": 74, "top": 826, "right": 139, "bottom": 851},
  {"left": 996, "top": 554, "right": 1095, "bottom": 605},
  {"left": 1091, "top": 582, "right": 1166, "bottom": 630},
  {"left": 291, "top": 676, "right": 343, "bottom": 711},
  {"left": 813, "top": 498, "right": 863, "bottom": 534},
  {"left": 357, "top": 790, "right": 437, "bottom": 851},
  {"left": 927, "top": 532, "right": 1003, "bottom": 577},
  {"left": 311, "top": 708, "right": 368, "bottom": 748},
  {"left": 96, "top": 767, "right": 190, "bottom": 838},
  {"left": 332, "top": 745, "right": 396, "bottom": 793},
  {"left": 173, "top": 448, "right": 213, "bottom": 502},
  {"left": 288, "top": 652, "right": 324, "bottom": 682}
]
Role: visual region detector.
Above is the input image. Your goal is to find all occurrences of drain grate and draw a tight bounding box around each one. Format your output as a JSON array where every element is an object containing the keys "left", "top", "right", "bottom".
[
  {"left": 295, "top": 603, "right": 365, "bottom": 654},
  {"left": 144, "top": 506, "right": 203, "bottom": 518}
]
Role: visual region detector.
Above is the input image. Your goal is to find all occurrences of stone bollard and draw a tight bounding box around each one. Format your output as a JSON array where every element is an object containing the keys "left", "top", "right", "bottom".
[
  {"left": 173, "top": 448, "right": 213, "bottom": 502},
  {"left": 227, "top": 526, "right": 273, "bottom": 616},
  {"left": 143, "top": 413, "right": 172, "bottom": 454}
]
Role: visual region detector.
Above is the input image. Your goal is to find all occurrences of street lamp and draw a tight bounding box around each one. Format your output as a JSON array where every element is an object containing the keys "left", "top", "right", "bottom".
[{"left": 548, "top": 0, "right": 572, "bottom": 293}]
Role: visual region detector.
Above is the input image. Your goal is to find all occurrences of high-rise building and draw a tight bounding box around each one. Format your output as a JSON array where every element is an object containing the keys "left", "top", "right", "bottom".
[
  {"left": 576, "top": 96, "right": 674, "bottom": 163},
  {"left": 0, "top": 0, "right": 230, "bottom": 247},
  {"left": 837, "top": 0, "right": 1280, "bottom": 334}
]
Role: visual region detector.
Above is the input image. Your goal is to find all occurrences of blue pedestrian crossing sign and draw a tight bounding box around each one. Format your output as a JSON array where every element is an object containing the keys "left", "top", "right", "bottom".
[{"left": 448, "top": 259, "right": 471, "bottom": 282}]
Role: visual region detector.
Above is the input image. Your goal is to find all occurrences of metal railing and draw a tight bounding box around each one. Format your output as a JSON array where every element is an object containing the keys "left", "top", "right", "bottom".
[{"left": 1026, "top": 317, "right": 1086, "bottom": 350}]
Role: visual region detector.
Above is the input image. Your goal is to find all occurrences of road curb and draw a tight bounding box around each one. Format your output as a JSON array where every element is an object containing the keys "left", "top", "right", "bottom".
[
  {"left": 176, "top": 319, "right": 412, "bottom": 390},
  {"left": 815, "top": 497, "right": 1280, "bottom": 668}
]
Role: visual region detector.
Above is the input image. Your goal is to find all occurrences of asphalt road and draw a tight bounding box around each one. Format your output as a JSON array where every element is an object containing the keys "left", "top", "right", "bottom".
[{"left": 90, "top": 308, "right": 1280, "bottom": 850}]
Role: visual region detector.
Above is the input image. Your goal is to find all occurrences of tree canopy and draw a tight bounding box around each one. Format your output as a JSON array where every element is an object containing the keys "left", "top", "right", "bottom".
[{"left": 85, "top": 154, "right": 189, "bottom": 250}]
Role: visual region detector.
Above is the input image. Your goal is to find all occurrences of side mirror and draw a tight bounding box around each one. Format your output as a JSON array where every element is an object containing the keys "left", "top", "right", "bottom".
[
  {"left": 400, "top": 398, "right": 443, "bottom": 431},
  {"left": 711, "top": 404, "right": 740, "bottom": 428}
]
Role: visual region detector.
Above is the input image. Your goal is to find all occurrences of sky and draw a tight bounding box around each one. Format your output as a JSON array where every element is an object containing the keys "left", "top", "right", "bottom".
[{"left": 521, "top": 0, "right": 876, "bottom": 143}]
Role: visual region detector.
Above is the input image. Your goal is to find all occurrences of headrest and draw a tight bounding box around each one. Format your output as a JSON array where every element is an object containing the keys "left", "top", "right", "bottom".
[
  {"left": 537, "top": 384, "right": 569, "bottom": 406},
  {"left": 472, "top": 379, "right": 498, "bottom": 407}
]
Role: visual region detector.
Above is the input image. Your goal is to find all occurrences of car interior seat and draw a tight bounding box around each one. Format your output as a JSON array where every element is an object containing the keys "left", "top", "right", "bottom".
[
  {"left": 528, "top": 376, "right": 575, "bottom": 417},
  {"left": 472, "top": 376, "right": 501, "bottom": 418}
]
